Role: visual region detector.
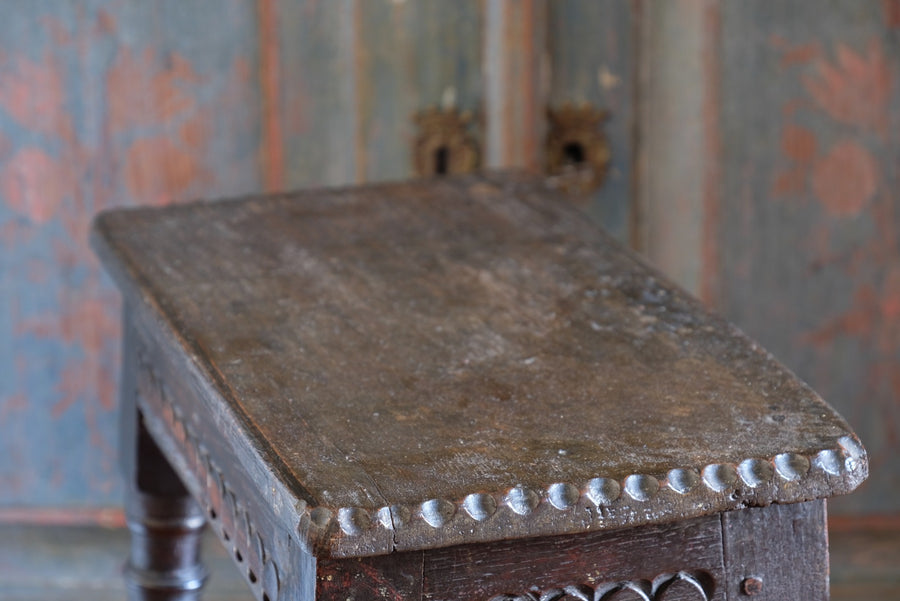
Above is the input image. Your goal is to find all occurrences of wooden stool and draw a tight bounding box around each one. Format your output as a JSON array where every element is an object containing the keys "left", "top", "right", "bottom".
[{"left": 92, "top": 172, "right": 867, "bottom": 601}]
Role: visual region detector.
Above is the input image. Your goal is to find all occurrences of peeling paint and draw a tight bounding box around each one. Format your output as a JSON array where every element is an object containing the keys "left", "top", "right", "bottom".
[
  {"left": 0, "top": 53, "right": 70, "bottom": 138},
  {"left": 781, "top": 124, "right": 817, "bottom": 163},
  {"left": 125, "top": 137, "right": 208, "bottom": 205},
  {"left": 0, "top": 2, "right": 262, "bottom": 509},
  {"left": 0, "top": 148, "right": 73, "bottom": 224},
  {"left": 107, "top": 48, "right": 200, "bottom": 133}
]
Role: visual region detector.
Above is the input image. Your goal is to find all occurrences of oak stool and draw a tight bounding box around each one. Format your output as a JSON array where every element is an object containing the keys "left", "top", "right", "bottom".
[{"left": 92, "top": 172, "right": 867, "bottom": 601}]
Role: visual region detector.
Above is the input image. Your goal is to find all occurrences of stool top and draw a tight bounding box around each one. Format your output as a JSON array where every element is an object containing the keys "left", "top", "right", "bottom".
[{"left": 93, "top": 172, "right": 866, "bottom": 558}]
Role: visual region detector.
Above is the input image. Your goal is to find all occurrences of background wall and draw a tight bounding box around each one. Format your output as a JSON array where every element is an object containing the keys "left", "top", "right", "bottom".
[
  {"left": 639, "top": 0, "right": 900, "bottom": 515},
  {"left": 0, "top": 0, "right": 895, "bottom": 520}
]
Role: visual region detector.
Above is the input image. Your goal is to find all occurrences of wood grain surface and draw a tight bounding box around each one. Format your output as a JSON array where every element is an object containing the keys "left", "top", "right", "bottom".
[{"left": 93, "top": 172, "right": 865, "bottom": 557}]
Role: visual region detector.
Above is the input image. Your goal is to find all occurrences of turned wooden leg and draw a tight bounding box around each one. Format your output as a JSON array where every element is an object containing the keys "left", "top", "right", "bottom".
[
  {"left": 123, "top": 415, "right": 208, "bottom": 601},
  {"left": 120, "top": 313, "right": 207, "bottom": 601}
]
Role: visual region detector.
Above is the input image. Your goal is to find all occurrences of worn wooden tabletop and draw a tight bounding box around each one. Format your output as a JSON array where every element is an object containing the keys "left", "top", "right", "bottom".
[{"left": 92, "top": 172, "right": 867, "bottom": 558}]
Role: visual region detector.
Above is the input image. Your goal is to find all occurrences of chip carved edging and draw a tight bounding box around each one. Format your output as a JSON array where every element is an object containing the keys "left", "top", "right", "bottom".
[
  {"left": 138, "top": 351, "right": 282, "bottom": 601},
  {"left": 328, "top": 437, "right": 866, "bottom": 539},
  {"left": 134, "top": 341, "right": 866, "bottom": 553},
  {"left": 490, "top": 570, "right": 712, "bottom": 601}
]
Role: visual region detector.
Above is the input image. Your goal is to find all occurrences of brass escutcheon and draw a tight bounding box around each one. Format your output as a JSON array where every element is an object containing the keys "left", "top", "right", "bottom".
[
  {"left": 545, "top": 104, "right": 611, "bottom": 195},
  {"left": 412, "top": 108, "right": 480, "bottom": 177}
]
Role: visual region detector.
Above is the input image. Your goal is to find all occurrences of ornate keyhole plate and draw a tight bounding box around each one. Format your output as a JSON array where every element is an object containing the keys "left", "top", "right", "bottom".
[
  {"left": 413, "top": 108, "right": 480, "bottom": 177},
  {"left": 545, "top": 104, "right": 611, "bottom": 195}
]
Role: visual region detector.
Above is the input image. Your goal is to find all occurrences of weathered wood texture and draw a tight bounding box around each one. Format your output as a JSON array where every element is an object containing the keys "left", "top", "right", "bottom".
[
  {"left": 722, "top": 501, "right": 828, "bottom": 601},
  {"left": 92, "top": 172, "right": 866, "bottom": 560},
  {"left": 639, "top": 0, "right": 900, "bottom": 515}
]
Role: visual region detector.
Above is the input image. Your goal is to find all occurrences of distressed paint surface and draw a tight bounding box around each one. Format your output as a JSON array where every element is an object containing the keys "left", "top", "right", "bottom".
[
  {"left": 716, "top": 0, "right": 900, "bottom": 514},
  {"left": 548, "top": 0, "right": 637, "bottom": 242},
  {"left": 0, "top": 1, "right": 490, "bottom": 511},
  {"left": 0, "top": 0, "right": 262, "bottom": 507},
  {"left": 356, "top": 0, "right": 483, "bottom": 182},
  {"left": 277, "top": 0, "right": 360, "bottom": 188},
  {"left": 637, "top": 0, "right": 719, "bottom": 299},
  {"left": 484, "top": 0, "right": 546, "bottom": 172}
]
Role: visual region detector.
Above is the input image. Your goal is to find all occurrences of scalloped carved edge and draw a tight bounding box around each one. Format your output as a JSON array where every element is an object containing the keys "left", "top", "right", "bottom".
[
  {"left": 135, "top": 336, "right": 867, "bottom": 555},
  {"left": 138, "top": 349, "right": 282, "bottom": 601},
  {"left": 326, "top": 440, "right": 866, "bottom": 537},
  {"left": 489, "top": 570, "right": 712, "bottom": 601}
]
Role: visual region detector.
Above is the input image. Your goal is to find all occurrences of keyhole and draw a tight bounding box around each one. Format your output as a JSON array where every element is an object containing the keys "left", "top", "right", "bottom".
[
  {"left": 434, "top": 146, "right": 450, "bottom": 175},
  {"left": 562, "top": 141, "right": 585, "bottom": 166}
]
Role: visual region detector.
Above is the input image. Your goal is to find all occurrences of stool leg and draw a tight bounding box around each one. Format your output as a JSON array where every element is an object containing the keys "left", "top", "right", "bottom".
[
  {"left": 123, "top": 415, "right": 208, "bottom": 601},
  {"left": 120, "top": 313, "right": 207, "bottom": 601}
]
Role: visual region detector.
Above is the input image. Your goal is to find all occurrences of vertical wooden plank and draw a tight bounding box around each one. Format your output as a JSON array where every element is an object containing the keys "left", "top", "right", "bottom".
[
  {"left": 548, "top": 0, "right": 638, "bottom": 243},
  {"left": 721, "top": 501, "right": 828, "bottom": 600},
  {"left": 258, "top": 0, "right": 285, "bottom": 192},
  {"left": 484, "top": 0, "right": 547, "bottom": 172},
  {"left": 0, "top": 0, "right": 262, "bottom": 510},
  {"left": 640, "top": 0, "right": 899, "bottom": 515},
  {"left": 317, "top": 552, "right": 423, "bottom": 601},
  {"left": 635, "top": 0, "right": 720, "bottom": 298},
  {"left": 277, "top": 0, "right": 360, "bottom": 188},
  {"left": 357, "top": 0, "right": 483, "bottom": 182}
]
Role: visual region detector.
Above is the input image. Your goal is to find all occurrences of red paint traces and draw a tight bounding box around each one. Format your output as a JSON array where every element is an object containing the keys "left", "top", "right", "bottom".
[
  {"left": 772, "top": 125, "right": 817, "bottom": 197},
  {"left": 770, "top": 36, "right": 821, "bottom": 69},
  {"left": 802, "top": 285, "right": 877, "bottom": 348},
  {"left": 125, "top": 137, "right": 207, "bottom": 205},
  {"left": 107, "top": 48, "right": 199, "bottom": 134},
  {"left": 106, "top": 46, "right": 212, "bottom": 204},
  {"left": 884, "top": 0, "right": 900, "bottom": 27},
  {"left": 0, "top": 148, "right": 73, "bottom": 224},
  {"left": 810, "top": 140, "right": 877, "bottom": 217},
  {"left": 95, "top": 9, "right": 116, "bottom": 34},
  {"left": 19, "top": 280, "right": 120, "bottom": 418},
  {"left": 772, "top": 168, "right": 806, "bottom": 197},
  {"left": 0, "top": 507, "right": 125, "bottom": 527},
  {"left": 803, "top": 39, "right": 891, "bottom": 131},
  {"left": 258, "top": 0, "right": 285, "bottom": 191},
  {"left": 41, "top": 15, "right": 71, "bottom": 46},
  {"left": 802, "top": 266, "right": 900, "bottom": 355},
  {"left": 781, "top": 124, "right": 816, "bottom": 162},
  {"left": 0, "top": 53, "right": 71, "bottom": 139},
  {"left": 179, "top": 116, "right": 209, "bottom": 150}
]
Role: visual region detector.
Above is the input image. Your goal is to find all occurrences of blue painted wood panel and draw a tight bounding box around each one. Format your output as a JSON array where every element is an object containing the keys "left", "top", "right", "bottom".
[
  {"left": 0, "top": 0, "right": 262, "bottom": 507},
  {"left": 0, "top": 0, "right": 488, "bottom": 512},
  {"left": 716, "top": 0, "right": 900, "bottom": 514}
]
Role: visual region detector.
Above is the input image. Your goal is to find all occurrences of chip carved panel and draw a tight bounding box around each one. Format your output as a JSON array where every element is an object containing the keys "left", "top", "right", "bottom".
[
  {"left": 136, "top": 345, "right": 282, "bottom": 601},
  {"left": 490, "top": 571, "right": 711, "bottom": 601}
]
